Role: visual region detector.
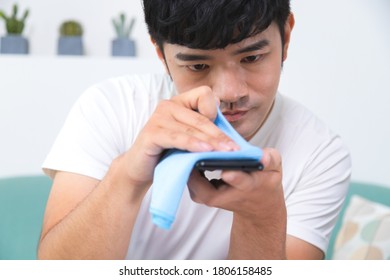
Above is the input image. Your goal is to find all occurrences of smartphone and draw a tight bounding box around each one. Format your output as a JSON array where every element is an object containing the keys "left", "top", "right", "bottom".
[{"left": 195, "top": 159, "right": 263, "bottom": 172}]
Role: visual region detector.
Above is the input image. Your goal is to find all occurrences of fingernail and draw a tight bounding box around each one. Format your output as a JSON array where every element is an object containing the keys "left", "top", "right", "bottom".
[
  {"left": 219, "top": 141, "right": 238, "bottom": 151},
  {"left": 228, "top": 141, "right": 240, "bottom": 151},
  {"left": 198, "top": 142, "right": 213, "bottom": 151}
]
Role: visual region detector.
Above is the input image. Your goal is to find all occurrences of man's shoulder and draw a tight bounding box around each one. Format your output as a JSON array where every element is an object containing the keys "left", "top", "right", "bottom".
[
  {"left": 276, "top": 94, "right": 350, "bottom": 160},
  {"left": 278, "top": 94, "right": 330, "bottom": 135},
  {"left": 64, "top": 73, "right": 175, "bottom": 133},
  {"left": 92, "top": 73, "right": 175, "bottom": 99},
  {"left": 254, "top": 93, "right": 341, "bottom": 151}
]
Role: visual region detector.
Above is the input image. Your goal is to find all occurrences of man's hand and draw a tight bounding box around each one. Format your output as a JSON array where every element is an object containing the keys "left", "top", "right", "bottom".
[
  {"left": 187, "top": 148, "right": 287, "bottom": 259},
  {"left": 188, "top": 148, "right": 283, "bottom": 219},
  {"left": 121, "top": 86, "right": 239, "bottom": 190}
]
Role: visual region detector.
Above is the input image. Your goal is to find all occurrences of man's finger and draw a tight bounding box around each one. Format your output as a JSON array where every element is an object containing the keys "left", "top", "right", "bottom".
[
  {"left": 260, "top": 148, "right": 282, "bottom": 172},
  {"left": 172, "top": 86, "right": 218, "bottom": 121}
]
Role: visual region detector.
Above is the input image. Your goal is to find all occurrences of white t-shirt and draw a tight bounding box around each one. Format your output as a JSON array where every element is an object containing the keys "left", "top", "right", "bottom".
[{"left": 43, "top": 74, "right": 352, "bottom": 259}]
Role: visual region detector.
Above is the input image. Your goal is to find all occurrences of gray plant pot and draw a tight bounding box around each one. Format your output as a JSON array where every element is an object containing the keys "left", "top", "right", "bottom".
[
  {"left": 0, "top": 35, "right": 29, "bottom": 54},
  {"left": 58, "top": 36, "right": 83, "bottom": 56},
  {"left": 112, "top": 38, "right": 136, "bottom": 57}
]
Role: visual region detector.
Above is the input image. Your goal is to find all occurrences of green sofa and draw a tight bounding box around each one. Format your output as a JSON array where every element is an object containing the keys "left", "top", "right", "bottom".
[
  {"left": 0, "top": 175, "right": 389, "bottom": 259},
  {"left": 0, "top": 175, "right": 52, "bottom": 260}
]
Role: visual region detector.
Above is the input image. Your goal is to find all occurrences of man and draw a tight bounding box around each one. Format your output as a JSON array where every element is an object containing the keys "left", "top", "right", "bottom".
[{"left": 38, "top": 0, "right": 351, "bottom": 259}]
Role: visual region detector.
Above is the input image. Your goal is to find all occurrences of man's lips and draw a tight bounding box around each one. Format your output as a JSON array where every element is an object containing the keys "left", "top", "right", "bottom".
[{"left": 222, "top": 110, "right": 248, "bottom": 122}]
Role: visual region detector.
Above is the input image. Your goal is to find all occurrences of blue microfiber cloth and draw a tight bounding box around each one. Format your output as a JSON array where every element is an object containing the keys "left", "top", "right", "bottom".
[{"left": 150, "top": 107, "right": 263, "bottom": 229}]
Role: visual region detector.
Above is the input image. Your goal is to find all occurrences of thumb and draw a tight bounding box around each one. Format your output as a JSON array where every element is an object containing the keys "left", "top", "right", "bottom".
[{"left": 261, "top": 148, "right": 282, "bottom": 172}]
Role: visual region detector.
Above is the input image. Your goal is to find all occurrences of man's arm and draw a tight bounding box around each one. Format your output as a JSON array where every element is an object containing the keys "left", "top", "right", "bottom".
[{"left": 38, "top": 155, "right": 148, "bottom": 259}]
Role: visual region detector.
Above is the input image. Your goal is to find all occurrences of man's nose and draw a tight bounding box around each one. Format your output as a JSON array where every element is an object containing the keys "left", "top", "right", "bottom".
[{"left": 212, "top": 66, "right": 248, "bottom": 103}]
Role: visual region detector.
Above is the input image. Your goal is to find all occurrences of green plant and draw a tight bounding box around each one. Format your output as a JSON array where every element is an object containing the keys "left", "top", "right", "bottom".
[
  {"left": 59, "top": 20, "right": 83, "bottom": 36},
  {"left": 0, "top": 3, "right": 29, "bottom": 35},
  {"left": 112, "top": 13, "right": 135, "bottom": 38}
]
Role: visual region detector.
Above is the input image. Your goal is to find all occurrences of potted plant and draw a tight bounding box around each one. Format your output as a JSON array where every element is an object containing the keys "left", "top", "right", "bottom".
[
  {"left": 57, "top": 20, "right": 84, "bottom": 55},
  {"left": 111, "top": 13, "right": 136, "bottom": 57},
  {"left": 0, "top": 3, "right": 29, "bottom": 54}
]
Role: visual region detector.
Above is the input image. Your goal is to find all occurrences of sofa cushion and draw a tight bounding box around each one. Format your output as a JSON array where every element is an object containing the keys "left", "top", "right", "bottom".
[{"left": 332, "top": 195, "right": 390, "bottom": 259}]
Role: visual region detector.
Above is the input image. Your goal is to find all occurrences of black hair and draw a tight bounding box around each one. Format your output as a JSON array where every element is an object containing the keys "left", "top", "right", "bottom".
[{"left": 143, "top": 0, "right": 291, "bottom": 50}]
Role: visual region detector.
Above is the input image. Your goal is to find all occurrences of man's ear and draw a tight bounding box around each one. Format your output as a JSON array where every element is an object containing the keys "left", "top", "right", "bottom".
[
  {"left": 150, "top": 37, "right": 170, "bottom": 74},
  {"left": 282, "top": 13, "right": 295, "bottom": 62},
  {"left": 151, "top": 38, "right": 163, "bottom": 61}
]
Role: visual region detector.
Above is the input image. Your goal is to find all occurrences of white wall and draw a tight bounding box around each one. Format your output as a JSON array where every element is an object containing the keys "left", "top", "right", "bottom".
[
  {"left": 0, "top": 56, "right": 164, "bottom": 178},
  {"left": 280, "top": 0, "right": 390, "bottom": 186},
  {"left": 1, "top": 0, "right": 389, "bottom": 186}
]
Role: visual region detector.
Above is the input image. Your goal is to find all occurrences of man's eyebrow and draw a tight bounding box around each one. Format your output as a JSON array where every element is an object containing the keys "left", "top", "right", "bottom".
[
  {"left": 174, "top": 39, "right": 270, "bottom": 61},
  {"left": 233, "top": 39, "right": 270, "bottom": 55},
  {"left": 175, "top": 53, "right": 212, "bottom": 61}
]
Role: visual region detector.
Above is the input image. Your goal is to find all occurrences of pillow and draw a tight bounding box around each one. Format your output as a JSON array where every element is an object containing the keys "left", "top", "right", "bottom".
[{"left": 332, "top": 195, "right": 390, "bottom": 259}]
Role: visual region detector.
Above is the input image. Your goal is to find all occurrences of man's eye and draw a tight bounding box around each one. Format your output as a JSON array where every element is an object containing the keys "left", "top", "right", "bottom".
[
  {"left": 188, "top": 64, "right": 209, "bottom": 71},
  {"left": 241, "top": 55, "right": 262, "bottom": 63}
]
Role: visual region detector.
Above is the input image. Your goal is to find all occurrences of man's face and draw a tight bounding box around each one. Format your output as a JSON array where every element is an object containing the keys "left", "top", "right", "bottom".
[{"left": 159, "top": 21, "right": 291, "bottom": 140}]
